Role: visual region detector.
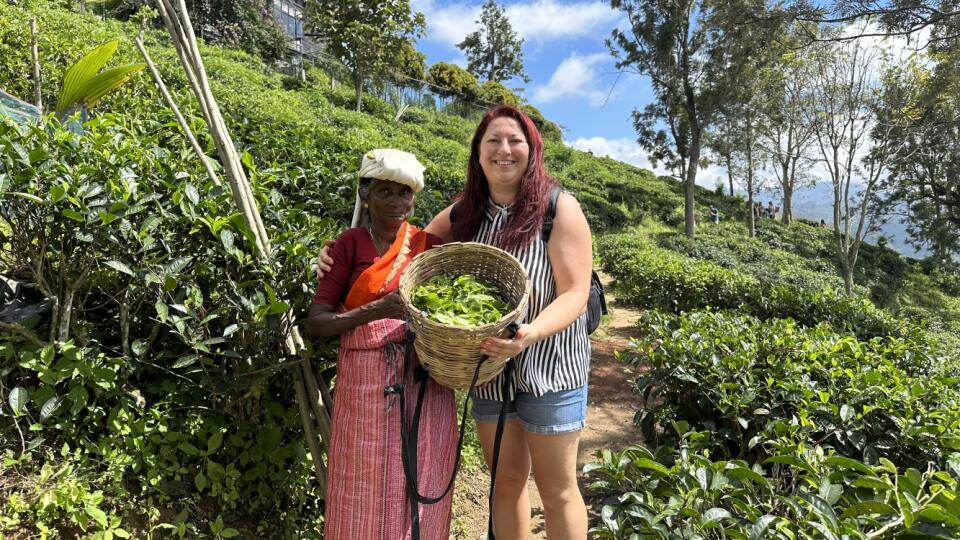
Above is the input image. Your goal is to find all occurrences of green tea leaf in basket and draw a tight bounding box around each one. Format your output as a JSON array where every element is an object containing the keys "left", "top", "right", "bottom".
[{"left": 411, "top": 274, "right": 511, "bottom": 327}]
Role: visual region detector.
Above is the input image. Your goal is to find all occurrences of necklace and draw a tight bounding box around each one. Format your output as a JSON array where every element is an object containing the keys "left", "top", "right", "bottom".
[{"left": 367, "top": 226, "right": 388, "bottom": 256}]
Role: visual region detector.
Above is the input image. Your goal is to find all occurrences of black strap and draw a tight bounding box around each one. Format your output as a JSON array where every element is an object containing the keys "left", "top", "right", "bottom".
[
  {"left": 486, "top": 360, "right": 515, "bottom": 540},
  {"left": 395, "top": 323, "right": 519, "bottom": 539},
  {"left": 541, "top": 185, "right": 562, "bottom": 242}
]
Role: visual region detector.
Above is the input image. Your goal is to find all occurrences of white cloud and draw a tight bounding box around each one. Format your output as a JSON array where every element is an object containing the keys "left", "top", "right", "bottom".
[
  {"left": 507, "top": 0, "right": 620, "bottom": 41},
  {"left": 566, "top": 136, "right": 727, "bottom": 188},
  {"left": 566, "top": 137, "right": 666, "bottom": 174},
  {"left": 414, "top": 0, "right": 620, "bottom": 47},
  {"left": 532, "top": 52, "right": 611, "bottom": 106}
]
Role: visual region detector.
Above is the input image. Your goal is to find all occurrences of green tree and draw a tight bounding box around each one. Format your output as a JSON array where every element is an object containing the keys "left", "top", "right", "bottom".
[
  {"left": 104, "top": 0, "right": 289, "bottom": 62},
  {"left": 873, "top": 56, "right": 960, "bottom": 263},
  {"left": 807, "top": 39, "right": 892, "bottom": 294},
  {"left": 522, "top": 104, "right": 563, "bottom": 142},
  {"left": 609, "top": 0, "right": 786, "bottom": 238},
  {"left": 456, "top": 0, "right": 528, "bottom": 84},
  {"left": 427, "top": 61, "right": 481, "bottom": 107},
  {"left": 305, "top": 0, "right": 425, "bottom": 111},
  {"left": 477, "top": 80, "right": 519, "bottom": 106},
  {"left": 392, "top": 41, "right": 427, "bottom": 88}
]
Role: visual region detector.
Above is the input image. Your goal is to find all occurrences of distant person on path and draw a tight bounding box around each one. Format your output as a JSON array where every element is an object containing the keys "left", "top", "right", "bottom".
[
  {"left": 317, "top": 105, "right": 594, "bottom": 539},
  {"left": 766, "top": 201, "right": 775, "bottom": 218},
  {"left": 709, "top": 206, "right": 720, "bottom": 224},
  {"left": 302, "top": 149, "right": 457, "bottom": 540},
  {"left": 820, "top": 219, "right": 828, "bottom": 228}
]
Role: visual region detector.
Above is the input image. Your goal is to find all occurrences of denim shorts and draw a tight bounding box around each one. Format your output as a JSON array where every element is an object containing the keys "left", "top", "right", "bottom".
[{"left": 471, "top": 385, "right": 588, "bottom": 435}]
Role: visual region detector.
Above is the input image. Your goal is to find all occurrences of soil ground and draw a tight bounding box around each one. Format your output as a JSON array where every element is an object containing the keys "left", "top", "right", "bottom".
[{"left": 450, "top": 273, "right": 646, "bottom": 539}]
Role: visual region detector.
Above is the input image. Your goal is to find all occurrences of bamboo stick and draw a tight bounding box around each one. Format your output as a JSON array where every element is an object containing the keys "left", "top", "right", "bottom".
[
  {"left": 29, "top": 18, "right": 42, "bottom": 110},
  {"left": 134, "top": 36, "right": 221, "bottom": 187},
  {"left": 152, "top": 0, "right": 331, "bottom": 490}
]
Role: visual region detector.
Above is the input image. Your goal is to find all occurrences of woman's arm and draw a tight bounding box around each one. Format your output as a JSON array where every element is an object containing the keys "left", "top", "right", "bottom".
[
  {"left": 480, "top": 192, "right": 592, "bottom": 360},
  {"left": 300, "top": 291, "right": 405, "bottom": 338},
  {"left": 423, "top": 204, "right": 455, "bottom": 243}
]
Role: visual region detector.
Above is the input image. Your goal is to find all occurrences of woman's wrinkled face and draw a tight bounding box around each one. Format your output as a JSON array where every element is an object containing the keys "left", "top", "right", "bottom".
[
  {"left": 478, "top": 116, "right": 529, "bottom": 192},
  {"left": 363, "top": 179, "right": 415, "bottom": 227}
]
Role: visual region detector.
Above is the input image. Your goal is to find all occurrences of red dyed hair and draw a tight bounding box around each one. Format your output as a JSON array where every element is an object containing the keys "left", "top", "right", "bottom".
[{"left": 452, "top": 105, "right": 557, "bottom": 251}]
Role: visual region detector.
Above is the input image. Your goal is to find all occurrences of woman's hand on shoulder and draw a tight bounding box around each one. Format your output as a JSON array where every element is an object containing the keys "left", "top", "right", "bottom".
[{"left": 315, "top": 239, "right": 336, "bottom": 279}]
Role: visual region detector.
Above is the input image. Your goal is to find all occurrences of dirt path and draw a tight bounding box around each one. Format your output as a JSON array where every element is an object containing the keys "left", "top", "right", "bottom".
[{"left": 450, "top": 273, "right": 646, "bottom": 539}]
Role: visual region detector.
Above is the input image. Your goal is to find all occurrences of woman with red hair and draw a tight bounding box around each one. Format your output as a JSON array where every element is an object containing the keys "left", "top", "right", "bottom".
[
  {"left": 316, "top": 106, "right": 592, "bottom": 538},
  {"left": 428, "top": 105, "right": 593, "bottom": 539}
]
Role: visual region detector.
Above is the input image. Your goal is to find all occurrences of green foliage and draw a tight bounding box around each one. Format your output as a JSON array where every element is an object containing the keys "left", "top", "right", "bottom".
[
  {"left": 626, "top": 311, "right": 958, "bottom": 465},
  {"left": 456, "top": 0, "right": 528, "bottom": 84},
  {"left": 55, "top": 39, "right": 144, "bottom": 113},
  {"left": 520, "top": 103, "right": 562, "bottom": 143},
  {"left": 412, "top": 275, "right": 510, "bottom": 326},
  {"left": 427, "top": 61, "right": 481, "bottom": 103},
  {"left": 477, "top": 80, "right": 519, "bottom": 107},
  {"left": 597, "top": 227, "right": 928, "bottom": 341},
  {"left": 586, "top": 436, "right": 960, "bottom": 539},
  {"left": 305, "top": 0, "right": 425, "bottom": 110},
  {"left": 188, "top": 0, "right": 290, "bottom": 63}
]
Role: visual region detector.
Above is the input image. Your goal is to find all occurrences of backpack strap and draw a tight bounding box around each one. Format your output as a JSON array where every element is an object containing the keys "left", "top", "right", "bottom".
[
  {"left": 449, "top": 200, "right": 460, "bottom": 224},
  {"left": 541, "top": 185, "right": 563, "bottom": 243}
]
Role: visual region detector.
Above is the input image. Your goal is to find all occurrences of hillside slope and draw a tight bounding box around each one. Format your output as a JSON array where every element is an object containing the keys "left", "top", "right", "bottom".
[{"left": 2, "top": 4, "right": 958, "bottom": 538}]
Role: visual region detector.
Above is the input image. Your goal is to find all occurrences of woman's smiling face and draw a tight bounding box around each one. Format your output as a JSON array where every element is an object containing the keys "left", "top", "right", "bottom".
[{"left": 478, "top": 116, "right": 529, "bottom": 193}]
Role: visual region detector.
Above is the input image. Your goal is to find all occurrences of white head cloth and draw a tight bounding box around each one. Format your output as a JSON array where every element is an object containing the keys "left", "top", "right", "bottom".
[{"left": 351, "top": 149, "right": 426, "bottom": 227}]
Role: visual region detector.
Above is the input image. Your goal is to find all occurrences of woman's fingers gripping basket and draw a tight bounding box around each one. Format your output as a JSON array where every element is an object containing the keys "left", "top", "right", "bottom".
[{"left": 398, "top": 242, "right": 531, "bottom": 389}]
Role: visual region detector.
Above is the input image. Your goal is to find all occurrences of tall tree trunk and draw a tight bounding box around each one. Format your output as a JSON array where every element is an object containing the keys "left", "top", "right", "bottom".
[
  {"left": 354, "top": 73, "right": 363, "bottom": 112},
  {"left": 780, "top": 156, "right": 792, "bottom": 225},
  {"left": 685, "top": 129, "right": 700, "bottom": 239},
  {"left": 724, "top": 152, "right": 734, "bottom": 197},
  {"left": 781, "top": 178, "right": 793, "bottom": 225},
  {"left": 745, "top": 113, "right": 756, "bottom": 237}
]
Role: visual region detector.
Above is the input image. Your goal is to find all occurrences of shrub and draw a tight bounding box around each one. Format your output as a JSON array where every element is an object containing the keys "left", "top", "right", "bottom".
[
  {"left": 586, "top": 434, "right": 960, "bottom": 539},
  {"left": 625, "top": 310, "right": 959, "bottom": 469}
]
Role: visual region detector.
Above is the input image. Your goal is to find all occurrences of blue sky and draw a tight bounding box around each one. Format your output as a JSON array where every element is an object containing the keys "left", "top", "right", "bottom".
[{"left": 410, "top": 0, "right": 697, "bottom": 179}]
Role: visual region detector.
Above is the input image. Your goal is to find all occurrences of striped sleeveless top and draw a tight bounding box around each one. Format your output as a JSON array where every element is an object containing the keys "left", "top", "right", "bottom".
[{"left": 473, "top": 197, "right": 592, "bottom": 400}]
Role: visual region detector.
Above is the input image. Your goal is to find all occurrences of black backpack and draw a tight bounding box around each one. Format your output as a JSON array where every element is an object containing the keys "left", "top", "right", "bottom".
[{"left": 450, "top": 186, "right": 608, "bottom": 333}]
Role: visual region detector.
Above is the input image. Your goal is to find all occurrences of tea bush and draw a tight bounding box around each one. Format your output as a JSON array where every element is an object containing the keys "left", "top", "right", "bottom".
[
  {"left": 597, "top": 233, "right": 910, "bottom": 340},
  {"left": 626, "top": 310, "right": 960, "bottom": 466},
  {"left": 586, "top": 429, "right": 960, "bottom": 539}
]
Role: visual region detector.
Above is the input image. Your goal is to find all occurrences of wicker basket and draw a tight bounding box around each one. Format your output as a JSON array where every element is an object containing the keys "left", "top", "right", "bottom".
[{"left": 398, "top": 242, "right": 530, "bottom": 389}]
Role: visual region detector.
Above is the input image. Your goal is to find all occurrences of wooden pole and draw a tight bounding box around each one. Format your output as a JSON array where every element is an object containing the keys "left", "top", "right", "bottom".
[
  {"left": 153, "top": 0, "right": 332, "bottom": 490},
  {"left": 29, "top": 18, "right": 42, "bottom": 110},
  {"left": 134, "top": 36, "right": 221, "bottom": 187}
]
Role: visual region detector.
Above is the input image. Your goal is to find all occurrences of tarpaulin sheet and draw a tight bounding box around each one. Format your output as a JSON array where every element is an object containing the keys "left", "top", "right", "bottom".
[{"left": 0, "top": 88, "right": 40, "bottom": 125}]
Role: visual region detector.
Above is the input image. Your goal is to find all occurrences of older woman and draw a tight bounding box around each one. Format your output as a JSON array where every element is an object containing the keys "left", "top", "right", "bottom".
[{"left": 301, "top": 149, "right": 456, "bottom": 540}]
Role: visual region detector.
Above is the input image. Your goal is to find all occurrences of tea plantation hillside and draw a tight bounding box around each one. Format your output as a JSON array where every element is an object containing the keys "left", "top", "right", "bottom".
[{"left": 3, "top": 3, "right": 960, "bottom": 538}]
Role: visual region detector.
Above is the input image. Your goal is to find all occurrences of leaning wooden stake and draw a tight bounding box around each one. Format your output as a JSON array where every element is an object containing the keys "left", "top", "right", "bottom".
[
  {"left": 29, "top": 18, "right": 42, "bottom": 110},
  {"left": 153, "top": 0, "right": 331, "bottom": 492},
  {"left": 134, "top": 35, "right": 220, "bottom": 187}
]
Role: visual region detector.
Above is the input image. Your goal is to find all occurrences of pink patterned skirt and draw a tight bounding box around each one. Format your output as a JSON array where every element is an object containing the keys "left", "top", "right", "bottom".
[{"left": 324, "top": 318, "right": 457, "bottom": 539}]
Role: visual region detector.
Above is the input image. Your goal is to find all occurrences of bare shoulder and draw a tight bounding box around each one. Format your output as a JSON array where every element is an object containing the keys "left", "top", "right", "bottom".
[{"left": 425, "top": 204, "right": 455, "bottom": 242}]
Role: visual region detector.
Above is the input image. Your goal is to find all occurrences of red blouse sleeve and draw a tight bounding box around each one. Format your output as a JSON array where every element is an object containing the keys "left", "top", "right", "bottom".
[{"left": 312, "top": 231, "right": 357, "bottom": 306}]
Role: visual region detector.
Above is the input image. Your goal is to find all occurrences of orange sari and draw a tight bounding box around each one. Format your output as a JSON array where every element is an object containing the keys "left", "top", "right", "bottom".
[{"left": 343, "top": 221, "right": 428, "bottom": 310}]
